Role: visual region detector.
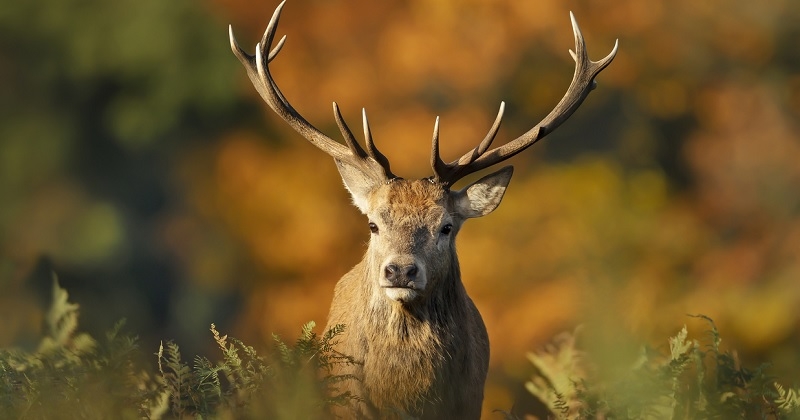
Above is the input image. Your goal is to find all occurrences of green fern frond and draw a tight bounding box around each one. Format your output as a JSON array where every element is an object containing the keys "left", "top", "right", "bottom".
[
  {"left": 300, "top": 321, "right": 316, "bottom": 341},
  {"left": 157, "top": 340, "right": 191, "bottom": 416},
  {"left": 689, "top": 314, "right": 721, "bottom": 354},
  {"left": 272, "top": 333, "right": 294, "bottom": 367},
  {"left": 193, "top": 355, "right": 222, "bottom": 397},
  {"left": 669, "top": 325, "right": 691, "bottom": 361},
  {"left": 45, "top": 274, "right": 80, "bottom": 346},
  {"left": 775, "top": 382, "right": 800, "bottom": 414},
  {"left": 37, "top": 276, "right": 97, "bottom": 363},
  {"left": 526, "top": 315, "right": 799, "bottom": 420}
]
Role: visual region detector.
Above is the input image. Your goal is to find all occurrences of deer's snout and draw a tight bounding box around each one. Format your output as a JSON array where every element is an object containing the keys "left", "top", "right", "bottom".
[
  {"left": 380, "top": 258, "right": 427, "bottom": 303},
  {"left": 384, "top": 263, "right": 419, "bottom": 287}
]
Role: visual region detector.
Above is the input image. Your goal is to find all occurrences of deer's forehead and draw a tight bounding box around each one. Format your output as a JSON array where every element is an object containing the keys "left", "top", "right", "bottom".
[{"left": 369, "top": 180, "right": 451, "bottom": 225}]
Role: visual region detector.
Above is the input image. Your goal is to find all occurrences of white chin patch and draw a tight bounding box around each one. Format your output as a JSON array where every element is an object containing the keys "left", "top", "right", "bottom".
[{"left": 384, "top": 287, "right": 419, "bottom": 303}]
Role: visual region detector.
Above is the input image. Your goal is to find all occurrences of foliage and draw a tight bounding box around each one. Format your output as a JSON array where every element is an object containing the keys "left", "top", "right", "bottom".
[
  {"left": 1, "top": 277, "right": 143, "bottom": 419},
  {"left": 5, "top": 280, "right": 798, "bottom": 420},
  {"left": 0, "top": 279, "right": 356, "bottom": 419},
  {"left": 525, "top": 315, "right": 800, "bottom": 419}
]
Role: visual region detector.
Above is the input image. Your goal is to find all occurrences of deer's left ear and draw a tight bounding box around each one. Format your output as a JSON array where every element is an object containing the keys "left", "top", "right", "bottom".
[{"left": 453, "top": 166, "right": 513, "bottom": 219}]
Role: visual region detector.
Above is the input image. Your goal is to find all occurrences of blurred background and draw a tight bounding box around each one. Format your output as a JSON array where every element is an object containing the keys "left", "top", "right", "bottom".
[{"left": 1, "top": 0, "right": 799, "bottom": 415}]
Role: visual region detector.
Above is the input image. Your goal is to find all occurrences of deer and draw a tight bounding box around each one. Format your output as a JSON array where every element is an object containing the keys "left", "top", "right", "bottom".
[{"left": 229, "top": 1, "right": 616, "bottom": 418}]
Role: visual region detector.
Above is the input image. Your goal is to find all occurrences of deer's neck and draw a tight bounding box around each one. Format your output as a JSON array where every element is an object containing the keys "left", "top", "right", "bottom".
[{"left": 357, "top": 255, "right": 468, "bottom": 414}]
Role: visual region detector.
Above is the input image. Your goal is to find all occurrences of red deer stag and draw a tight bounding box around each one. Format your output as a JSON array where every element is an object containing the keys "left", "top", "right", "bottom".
[{"left": 229, "top": 1, "right": 616, "bottom": 418}]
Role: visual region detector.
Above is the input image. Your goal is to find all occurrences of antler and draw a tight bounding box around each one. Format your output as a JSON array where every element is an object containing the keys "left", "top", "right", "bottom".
[
  {"left": 431, "top": 12, "right": 619, "bottom": 188},
  {"left": 228, "top": 0, "right": 395, "bottom": 179}
]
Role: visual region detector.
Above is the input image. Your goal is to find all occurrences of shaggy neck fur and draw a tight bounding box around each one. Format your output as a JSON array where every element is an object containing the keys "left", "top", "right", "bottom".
[{"left": 357, "top": 250, "right": 469, "bottom": 416}]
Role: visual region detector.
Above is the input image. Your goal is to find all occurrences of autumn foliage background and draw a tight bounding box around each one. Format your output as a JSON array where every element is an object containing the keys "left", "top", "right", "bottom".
[{"left": 1, "top": 0, "right": 799, "bottom": 414}]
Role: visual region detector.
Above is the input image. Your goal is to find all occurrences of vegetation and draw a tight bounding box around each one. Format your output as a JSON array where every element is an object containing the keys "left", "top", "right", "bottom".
[
  {"left": 0, "top": 279, "right": 357, "bottom": 419},
  {"left": 525, "top": 315, "right": 800, "bottom": 419},
  {"left": 2, "top": 280, "right": 797, "bottom": 419}
]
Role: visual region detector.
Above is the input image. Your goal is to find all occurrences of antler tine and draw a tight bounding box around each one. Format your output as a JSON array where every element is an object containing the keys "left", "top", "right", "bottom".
[
  {"left": 231, "top": 0, "right": 396, "bottom": 179},
  {"left": 432, "top": 13, "right": 618, "bottom": 187},
  {"left": 362, "top": 109, "right": 395, "bottom": 178},
  {"left": 332, "top": 102, "right": 368, "bottom": 159},
  {"left": 430, "top": 103, "right": 504, "bottom": 182},
  {"left": 259, "top": 1, "right": 285, "bottom": 59},
  {"left": 475, "top": 102, "right": 505, "bottom": 157},
  {"left": 430, "top": 117, "right": 444, "bottom": 178}
]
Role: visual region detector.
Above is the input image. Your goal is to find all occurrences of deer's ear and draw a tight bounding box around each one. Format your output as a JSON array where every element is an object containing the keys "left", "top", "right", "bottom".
[
  {"left": 453, "top": 166, "right": 513, "bottom": 219},
  {"left": 335, "top": 159, "right": 387, "bottom": 214}
]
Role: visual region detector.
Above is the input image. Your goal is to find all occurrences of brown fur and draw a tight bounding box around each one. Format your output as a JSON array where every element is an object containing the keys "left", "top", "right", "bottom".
[{"left": 325, "top": 180, "right": 491, "bottom": 419}]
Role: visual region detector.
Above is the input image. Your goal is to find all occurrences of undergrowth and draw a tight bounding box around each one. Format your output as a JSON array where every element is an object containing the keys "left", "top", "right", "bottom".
[
  {"left": 0, "top": 278, "right": 357, "bottom": 419},
  {"left": 2, "top": 278, "right": 798, "bottom": 419},
  {"left": 525, "top": 316, "right": 800, "bottom": 419}
]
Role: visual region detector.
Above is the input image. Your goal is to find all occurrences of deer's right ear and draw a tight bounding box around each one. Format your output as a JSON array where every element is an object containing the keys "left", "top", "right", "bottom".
[
  {"left": 453, "top": 166, "right": 514, "bottom": 219},
  {"left": 335, "top": 159, "right": 387, "bottom": 214}
]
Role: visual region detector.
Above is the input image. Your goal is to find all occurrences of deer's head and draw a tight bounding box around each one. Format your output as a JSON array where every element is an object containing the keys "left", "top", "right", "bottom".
[
  {"left": 343, "top": 166, "right": 512, "bottom": 304},
  {"left": 229, "top": 0, "right": 617, "bottom": 305}
]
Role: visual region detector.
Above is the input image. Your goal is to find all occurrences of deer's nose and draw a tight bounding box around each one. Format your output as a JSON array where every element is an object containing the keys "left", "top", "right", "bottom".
[{"left": 384, "top": 263, "right": 418, "bottom": 287}]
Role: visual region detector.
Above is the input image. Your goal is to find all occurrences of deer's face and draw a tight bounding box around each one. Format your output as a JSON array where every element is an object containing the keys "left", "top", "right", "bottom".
[
  {"left": 364, "top": 180, "right": 456, "bottom": 304},
  {"left": 349, "top": 168, "right": 513, "bottom": 305}
]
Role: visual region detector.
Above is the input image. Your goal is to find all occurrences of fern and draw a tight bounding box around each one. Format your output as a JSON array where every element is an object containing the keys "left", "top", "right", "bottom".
[
  {"left": 157, "top": 340, "right": 193, "bottom": 416},
  {"left": 269, "top": 320, "right": 361, "bottom": 415},
  {"left": 775, "top": 383, "right": 800, "bottom": 415},
  {"left": 524, "top": 328, "right": 586, "bottom": 419},
  {"left": 525, "top": 315, "right": 800, "bottom": 420},
  {"left": 0, "top": 278, "right": 145, "bottom": 419},
  {"left": 0, "top": 278, "right": 356, "bottom": 418},
  {"left": 148, "top": 321, "right": 356, "bottom": 418},
  {"left": 5, "top": 280, "right": 797, "bottom": 419}
]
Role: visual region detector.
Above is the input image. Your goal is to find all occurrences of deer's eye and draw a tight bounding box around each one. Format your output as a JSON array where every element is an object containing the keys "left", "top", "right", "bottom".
[
  {"left": 369, "top": 222, "right": 379, "bottom": 234},
  {"left": 440, "top": 224, "right": 453, "bottom": 235}
]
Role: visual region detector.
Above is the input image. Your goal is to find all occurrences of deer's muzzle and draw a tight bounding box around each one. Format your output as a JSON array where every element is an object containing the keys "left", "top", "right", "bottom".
[{"left": 380, "top": 258, "right": 427, "bottom": 303}]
